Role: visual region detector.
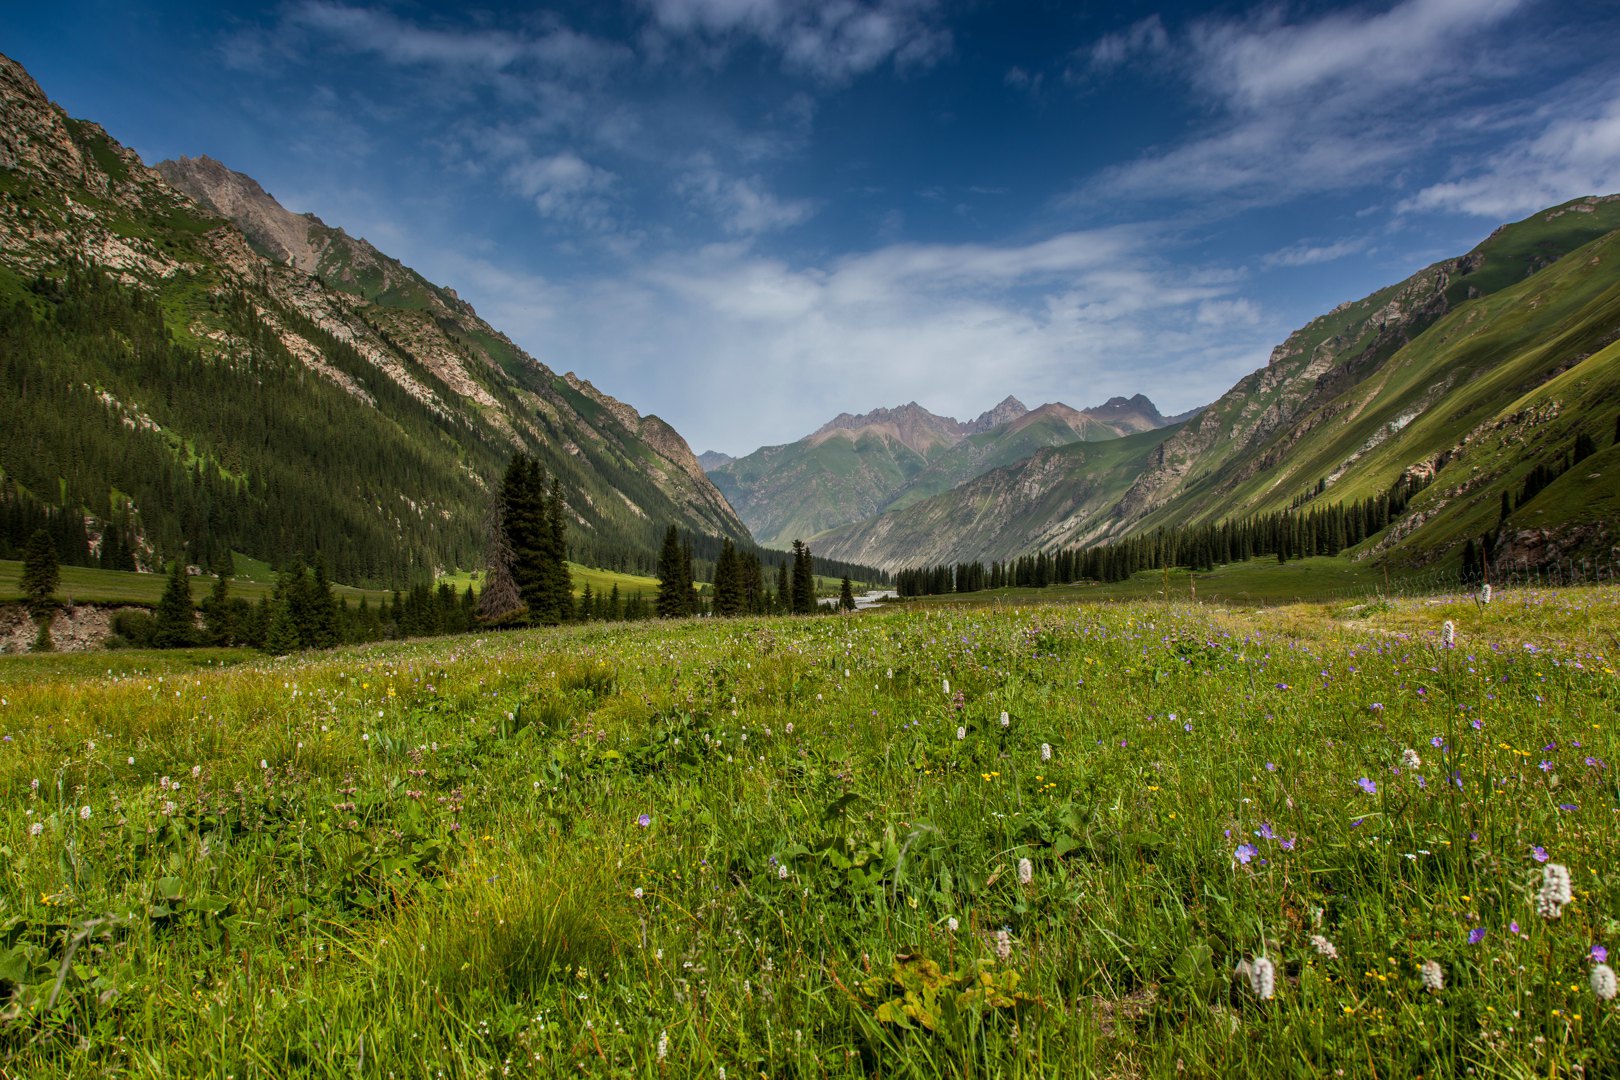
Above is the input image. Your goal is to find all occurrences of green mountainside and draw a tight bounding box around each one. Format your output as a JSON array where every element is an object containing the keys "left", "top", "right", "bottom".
[
  {"left": 815, "top": 196, "right": 1620, "bottom": 572},
  {"left": 709, "top": 393, "right": 1173, "bottom": 547},
  {"left": 0, "top": 55, "right": 747, "bottom": 585}
]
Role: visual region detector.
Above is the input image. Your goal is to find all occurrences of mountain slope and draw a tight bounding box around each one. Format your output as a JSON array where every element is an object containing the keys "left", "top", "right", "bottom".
[
  {"left": 709, "top": 394, "right": 1175, "bottom": 547},
  {"left": 0, "top": 54, "right": 746, "bottom": 583},
  {"left": 815, "top": 196, "right": 1620, "bottom": 571}
]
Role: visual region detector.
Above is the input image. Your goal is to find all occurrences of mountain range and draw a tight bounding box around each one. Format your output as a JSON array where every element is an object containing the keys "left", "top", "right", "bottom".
[
  {"left": 706, "top": 393, "right": 1182, "bottom": 547},
  {"left": 806, "top": 196, "right": 1620, "bottom": 572},
  {"left": 0, "top": 54, "right": 746, "bottom": 584}
]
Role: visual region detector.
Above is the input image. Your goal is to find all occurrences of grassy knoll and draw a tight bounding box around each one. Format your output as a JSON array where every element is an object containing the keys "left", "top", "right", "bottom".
[
  {"left": 0, "top": 587, "right": 1616, "bottom": 1076},
  {"left": 438, "top": 563, "right": 662, "bottom": 601}
]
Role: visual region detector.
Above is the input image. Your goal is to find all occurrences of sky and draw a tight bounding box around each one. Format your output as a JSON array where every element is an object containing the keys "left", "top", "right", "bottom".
[{"left": 6, "top": 1, "right": 1620, "bottom": 454}]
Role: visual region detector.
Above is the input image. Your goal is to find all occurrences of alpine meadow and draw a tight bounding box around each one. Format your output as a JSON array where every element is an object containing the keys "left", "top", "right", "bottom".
[{"left": 3, "top": 1, "right": 1620, "bottom": 1077}]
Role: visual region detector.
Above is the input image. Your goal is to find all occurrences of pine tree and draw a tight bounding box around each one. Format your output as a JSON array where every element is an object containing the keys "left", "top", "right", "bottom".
[
  {"left": 203, "top": 552, "right": 235, "bottom": 646},
  {"left": 775, "top": 560, "right": 789, "bottom": 613},
  {"left": 790, "top": 540, "right": 815, "bottom": 615},
  {"left": 541, "top": 477, "right": 574, "bottom": 624},
  {"left": 21, "top": 528, "right": 59, "bottom": 621},
  {"left": 265, "top": 601, "right": 300, "bottom": 654},
  {"left": 479, "top": 491, "right": 525, "bottom": 624},
  {"left": 839, "top": 575, "right": 856, "bottom": 612},
  {"left": 153, "top": 558, "right": 199, "bottom": 649},
  {"left": 657, "top": 526, "right": 688, "bottom": 618},
  {"left": 713, "top": 538, "right": 743, "bottom": 617}
]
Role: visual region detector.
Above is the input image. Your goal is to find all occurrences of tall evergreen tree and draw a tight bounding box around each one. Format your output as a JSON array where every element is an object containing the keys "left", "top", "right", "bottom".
[
  {"left": 839, "top": 575, "right": 856, "bottom": 612},
  {"left": 21, "top": 528, "right": 59, "bottom": 620},
  {"left": 203, "top": 552, "right": 235, "bottom": 646},
  {"left": 153, "top": 558, "right": 199, "bottom": 649},
  {"left": 712, "top": 538, "right": 743, "bottom": 617},
  {"left": 657, "top": 525, "right": 689, "bottom": 618},
  {"left": 775, "top": 560, "right": 790, "bottom": 613},
  {"left": 479, "top": 491, "right": 524, "bottom": 623},
  {"left": 790, "top": 540, "right": 815, "bottom": 615}
]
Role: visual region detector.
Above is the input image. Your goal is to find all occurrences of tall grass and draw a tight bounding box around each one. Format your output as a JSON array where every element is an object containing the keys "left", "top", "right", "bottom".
[{"left": 0, "top": 586, "right": 1614, "bottom": 1076}]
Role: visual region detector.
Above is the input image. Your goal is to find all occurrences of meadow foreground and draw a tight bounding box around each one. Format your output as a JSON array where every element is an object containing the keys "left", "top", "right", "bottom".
[{"left": 1, "top": 587, "right": 1616, "bottom": 1077}]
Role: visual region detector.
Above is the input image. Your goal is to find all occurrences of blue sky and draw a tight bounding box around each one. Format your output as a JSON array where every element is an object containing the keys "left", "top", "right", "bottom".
[{"left": 7, "top": 1, "right": 1620, "bottom": 454}]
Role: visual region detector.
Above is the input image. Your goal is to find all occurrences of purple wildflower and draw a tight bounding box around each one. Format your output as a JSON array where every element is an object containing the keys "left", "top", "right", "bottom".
[
  {"left": 1357, "top": 777, "right": 1377, "bottom": 794},
  {"left": 1532, "top": 846, "right": 1549, "bottom": 863},
  {"left": 1593, "top": 945, "right": 1610, "bottom": 964},
  {"left": 1235, "top": 843, "right": 1259, "bottom": 865},
  {"left": 1257, "top": 823, "right": 1276, "bottom": 840},
  {"left": 1468, "top": 928, "right": 1486, "bottom": 945},
  {"left": 637, "top": 813, "right": 652, "bottom": 828}
]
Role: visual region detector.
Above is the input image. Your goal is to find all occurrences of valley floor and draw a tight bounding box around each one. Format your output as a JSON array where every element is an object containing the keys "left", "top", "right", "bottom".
[{"left": 0, "top": 586, "right": 1615, "bottom": 1076}]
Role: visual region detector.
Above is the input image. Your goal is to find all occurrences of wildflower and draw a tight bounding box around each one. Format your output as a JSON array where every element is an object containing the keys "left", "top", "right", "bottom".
[
  {"left": 785, "top": 723, "right": 793, "bottom": 735},
  {"left": 777, "top": 863, "right": 789, "bottom": 880},
  {"left": 1537, "top": 862, "right": 1572, "bottom": 918},
  {"left": 1420, "top": 960, "right": 1444, "bottom": 993},
  {"left": 1402, "top": 748, "right": 1422, "bottom": 770},
  {"left": 1480, "top": 584, "right": 1492, "bottom": 605},
  {"left": 1235, "top": 843, "right": 1259, "bottom": 865},
  {"left": 29, "top": 822, "right": 42, "bottom": 837},
  {"left": 1532, "top": 845, "right": 1548, "bottom": 863},
  {"left": 657, "top": 1030, "right": 668, "bottom": 1061},
  {"left": 994, "top": 929, "right": 1012, "bottom": 961},
  {"left": 1431, "top": 736, "right": 1445, "bottom": 748},
  {"left": 947, "top": 917, "right": 959, "bottom": 932},
  {"left": 1441, "top": 620, "right": 1456, "bottom": 647},
  {"left": 942, "top": 679, "right": 950, "bottom": 696},
  {"left": 1248, "top": 956, "right": 1276, "bottom": 1000},
  {"left": 1593, "top": 946, "right": 1610, "bottom": 964},
  {"left": 1040, "top": 743, "right": 1052, "bottom": 762},
  {"left": 1468, "top": 927, "right": 1486, "bottom": 945},
  {"left": 1000, "top": 711, "right": 1010, "bottom": 728},
  {"left": 956, "top": 726, "right": 966, "bottom": 741},
  {"left": 1592, "top": 964, "right": 1618, "bottom": 1001},
  {"left": 78, "top": 806, "right": 91, "bottom": 821},
  {"left": 1017, "top": 858, "right": 1033, "bottom": 885},
  {"left": 1310, "top": 935, "right": 1338, "bottom": 959},
  {"left": 1357, "top": 778, "right": 1377, "bottom": 794},
  {"left": 633, "top": 887, "right": 644, "bottom": 899},
  {"left": 637, "top": 814, "right": 651, "bottom": 828}
]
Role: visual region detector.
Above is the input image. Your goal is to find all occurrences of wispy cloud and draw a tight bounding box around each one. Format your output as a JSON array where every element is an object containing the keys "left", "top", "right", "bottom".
[
  {"left": 676, "top": 156, "right": 818, "bottom": 235},
  {"left": 1081, "top": 15, "right": 1168, "bottom": 77},
  {"left": 641, "top": 0, "right": 951, "bottom": 83},
  {"left": 1402, "top": 85, "right": 1620, "bottom": 218},
  {"left": 1262, "top": 237, "right": 1370, "bottom": 269},
  {"left": 507, "top": 151, "right": 620, "bottom": 230},
  {"left": 1081, "top": 0, "right": 1528, "bottom": 206}
]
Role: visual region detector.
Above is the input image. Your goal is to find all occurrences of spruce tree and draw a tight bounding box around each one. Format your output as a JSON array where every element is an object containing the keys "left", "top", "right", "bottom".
[
  {"left": 265, "top": 601, "right": 301, "bottom": 654},
  {"left": 657, "top": 526, "right": 687, "bottom": 618},
  {"left": 790, "top": 540, "right": 815, "bottom": 614},
  {"left": 153, "top": 558, "right": 198, "bottom": 649},
  {"left": 839, "top": 575, "right": 856, "bottom": 612},
  {"left": 479, "top": 492, "right": 525, "bottom": 624},
  {"left": 204, "top": 553, "right": 235, "bottom": 646},
  {"left": 21, "top": 528, "right": 59, "bottom": 621},
  {"left": 713, "top": 538, "right": 743, "bottom": 617},
  {"left": 541, "top": 477, "right": 574, "bottom": 624},
  {"left": 775, "top": 560, "right": 789, "bottom": 613}
]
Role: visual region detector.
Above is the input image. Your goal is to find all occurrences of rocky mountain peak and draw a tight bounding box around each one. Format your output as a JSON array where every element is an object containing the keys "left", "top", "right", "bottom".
[
  {"left": 155, "top": 154, "right": 324, "bottom": 272},
  {"left": 970, "top": 395, "right": 1028, "bottom": 431}
]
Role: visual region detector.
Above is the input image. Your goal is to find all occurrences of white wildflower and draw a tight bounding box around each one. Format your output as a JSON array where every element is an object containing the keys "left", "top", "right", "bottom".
[
  {"left": 1248, "top": 956, "right": 1275, "bottom": 1000},
  {"left": 1420, "top": 960, "right": 1444, "bottom": 992},
  {"left": 956, "top": 726, "right": 966, "bottom": 741},
  {"left": 1441, "top": 620, "right": 1456, "bottom": 647},
  {"left": 946, "top": 917, "right": 959, "bottom": 932},
  {"left": 777, "top": 863, "right": 789, "bottom": 880},
  {"left": 994, "top": 929, "right": 1012, "bottom": 961},
  {"left": 1480, "top": 583, "right": 1492, "bottom": 605},
  {"left": 656, "top": 1030, "right": 668, "bottom": 1060},
  {"left": 632, "top": 887, "right": 644, "bottom": 899},
  {"left": 1310, "top": 935, "right": 1338, "bottom": 960},
  {"left": 943, "top": 679, "right": 950, "bottom": 696},
  {"left": 29, "top": 822, "right": 43, "bottom": 837},
  {"left": 1402, "top": 748, "right": 1422, "bottom": 770},
  {"left": 1592, "top": 964, "right": 1618, "bottom": 1001},
  {"left": 1017, "top": 857, "right": 1033, "bottom": 886},
  {"left": 1537, "top": 862, "right": 1573, "bottom": 918},
  {"left": 785, "top": 723, "right": 793, "bottom": 735},
  {"left": 1000, "top": 711, "right": 1010, "bottom": 728},
  {"left": 78, "top": 805, "right": 91, "bottom": 821},
  {"left": 1040, "top": 743, "right": 1052, "bottom": 762}
]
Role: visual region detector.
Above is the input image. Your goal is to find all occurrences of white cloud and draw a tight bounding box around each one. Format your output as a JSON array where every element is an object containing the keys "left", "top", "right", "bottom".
[
  {"left": 1083, "top": 15, "right": 1168, "bottom": 75},
  {"left": 492, "top": 228, "right": 1269, "bottom": 452},
  {"left": 676, "top": 158, "right": 818, "bottom": 235},
  {"left": 1262, "top": 237, "right": 1370, "bottom": 269},
  {"left": 1083, "top": 0, "right": 1528, "bottom": 206},
  {"left": 641, "top": 0, "right": 951, "bottom": 82},
  {"left": 507, "top": 151, "right": 619, "bottom": 230},
  {"left": 1402, "top": 88, "right": 1620, "bottom": 218}
]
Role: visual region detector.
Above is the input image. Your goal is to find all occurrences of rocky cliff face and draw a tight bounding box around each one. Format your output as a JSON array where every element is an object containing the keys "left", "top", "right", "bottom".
[{"left": 0, "top": 53, "right": 748, "bottom": 573}]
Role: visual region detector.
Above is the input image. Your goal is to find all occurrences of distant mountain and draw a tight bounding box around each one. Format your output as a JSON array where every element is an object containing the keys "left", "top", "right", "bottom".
[
  {"left": 697, "top": 450, "right": 735, "bottom": 471},
  {"left": 708, "top": 394, "right": 1180, "bottom": 548},
  {"left": 0, "top": 54, "right": 747, "bottom": 583},
  {"left": 815, "top": 195, "right": 1620, "bottom": 571}
]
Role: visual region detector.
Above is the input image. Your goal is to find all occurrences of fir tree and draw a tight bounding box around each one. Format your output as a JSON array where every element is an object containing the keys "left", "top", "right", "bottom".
[
  {"left": 712, "top": 538, "right": 743, "bottom": 617},
  {"left": 657, "top": 526, "right": 688, "bottom": 618},
  {"left": 153, "top": 558, "right": 198, "bottom": 649},
  {"left": 21, "top": 528, "right": 59, "bottom": 621},
  {"left": 790, "top": 540, "right": 815, "bottom": 615},
  {"left": 265, "top": 601, "right": 301, "bottom": 654},
  {"left": 839, "top": 575, "right": 856, "bottom": 612},
  {"left": 203, "top": 553, "right": 235, "bottom": 646},
  {"left": 479, "top": 492, "right": 524, "bottom": 624},
  {"left": 775, "top": 560, "right": 789, "bottom": 613}
]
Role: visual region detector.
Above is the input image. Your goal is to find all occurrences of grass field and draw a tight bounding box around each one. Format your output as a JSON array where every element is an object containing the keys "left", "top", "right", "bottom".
[
  {"left": 0, "top": 561, "right": 390, "bottom": 608},
  {"left": 438, "top": 564, "right": 661, "bottom": 601},
  {"left": 0, "top": 586, "right": 1615, "bottom": 1076}
]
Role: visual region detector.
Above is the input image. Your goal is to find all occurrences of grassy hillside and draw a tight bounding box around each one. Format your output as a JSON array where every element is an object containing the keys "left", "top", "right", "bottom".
[
  {"left": 0, "top": 560, "right": 390, "bottom": 607},
  {"left": 0, "top": 588, "right": 1614, "bottom": 1075}
]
